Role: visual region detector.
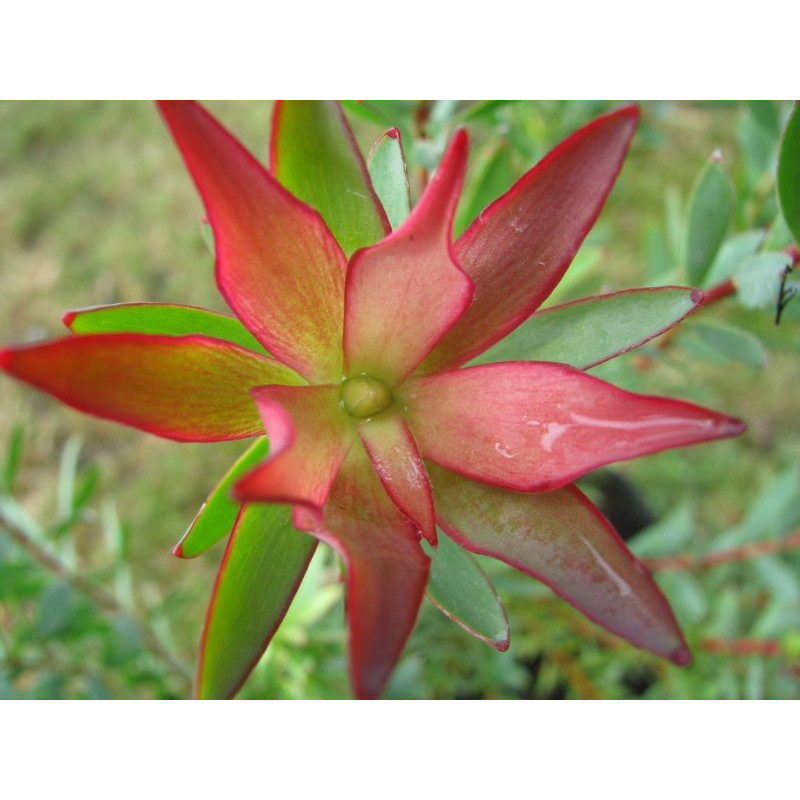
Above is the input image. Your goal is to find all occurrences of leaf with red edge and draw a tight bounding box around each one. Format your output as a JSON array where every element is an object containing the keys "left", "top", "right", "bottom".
[
  {"left": 421, "top": 106, "right": 640, "bottom": 373},
  {"left": 196, "top": 502, "right": 316, "bottom": 699},
  {"left": 470, "top": 287, "right": 702, "bottom": 370},
  {"left": 270, "top": 101, "right": 390, "bottom": 256},
  {"left": 367, "top": 128, "right": 411, "bottom": 230},
  {"left": 0, "top": 334, "right": 300, "bottom": 442},
  {"left": 423, "top": 529, "right": 509, "bottom": 651},
  {"left": 174, "top": 438, "right": 268, "bottom": 558},
  {"left": 428, "top": 463, "right": 691, "bottom": 665},
  {"left": 234, "top": 385, "right": 355, "bottom": 525},
  {"left": 344, "top": 129, "right": 473, "bottom": 384},
  {"left": 402, "top": 361, "right": 745, "bottom": 493},
  {"left": 158, "top": 101, "right": 347, "bottom": 383},
  {"left": 65, "top": 302, "right": 268, "bottom": 355},
  {"left": 359, "top": 412, "right": 436, "bottom": 545},
  {"left": 309, "top": 443, "right": 429, "bottom": 699}
]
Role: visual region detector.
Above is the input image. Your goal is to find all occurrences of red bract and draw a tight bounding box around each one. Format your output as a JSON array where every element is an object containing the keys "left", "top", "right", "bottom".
[{"left": 1, "top": 101, "right": 745, "bottom": 700}]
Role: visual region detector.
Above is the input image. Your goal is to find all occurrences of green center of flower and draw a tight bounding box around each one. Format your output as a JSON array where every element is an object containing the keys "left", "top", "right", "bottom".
[{"left": 341, "top": 375, "right": 392, "bottom": 419}]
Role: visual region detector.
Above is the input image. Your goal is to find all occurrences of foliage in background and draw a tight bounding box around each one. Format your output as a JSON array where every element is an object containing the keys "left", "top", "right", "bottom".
[{"left": 1, "top": 101, "right": 798, "bottom": 698}]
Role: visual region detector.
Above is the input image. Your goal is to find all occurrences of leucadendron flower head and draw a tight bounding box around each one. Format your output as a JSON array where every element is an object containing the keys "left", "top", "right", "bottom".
[{"left": 0, "top": 101, "right": 745, "bottom": 699}]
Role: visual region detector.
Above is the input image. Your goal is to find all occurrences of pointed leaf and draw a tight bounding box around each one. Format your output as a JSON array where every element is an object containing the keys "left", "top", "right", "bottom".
[
  {"left": 234, "top": 385, "right": 354, "bottom": 525},
  {"left": 422, "top": 106, "right": 640, "bottom": 372},
  {"left": 686, "top": 154, "right": 735, "bottom": 285},
  {"left": 367, "top": 128, "right": 411, "bottom": 230},
  {"left": 309, "top": 444, "right": 429, "bottom": 699},
  {"left": 470, "top": 287, "right": 702, "bottom": 370},
  {"left": 403, "top": 362, "right": 745, "bottom": 493},
  {"left": 270, "top": 101, "right": 390, "bottom": 256},
  {"left": 344, "top": 130, "right": 473, "bottom": 383},
  {"left": 428, "top": 463, "right": 690, "bottom": 665},
  {"left": 423, "top": 529, "right": 509, "bottom": 651},
  {"left": 174, "top": 438, "right": 269, "bottom": 558},
  {"left": 158, "top": 101, "right": 346, "bottom": 383},
  {"left": 778, "top": 103, "right": 800, "bottom": 244},
  {"left": 64, "top": 302, "right": 267, "bottom": 355},
  {"left": 0, "top": 334, "right": 299, "bottom": 442},
  {"left": 196, "top": 503, "right": 316, "bottom": 699},
  {"left": 359, "top": 412, "right": 436, "bottom": 545}
]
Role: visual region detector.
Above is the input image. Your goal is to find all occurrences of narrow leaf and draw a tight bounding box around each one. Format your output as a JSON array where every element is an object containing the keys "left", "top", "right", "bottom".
[
  {"left": 470, "top": 287, "right": 701, "bottom": 370},
  {"left": 1, "top": 333, "right": 299, "bottom": 442},
  {"left": 196, "top": 504, "right": 316, "bottom": 699},
  {"left": 271, "top": 101, "right": 390, "bottom": 256},
  {"left": 3, "top": 425, "right": 25, "bottom": 494},
  {"left": 686, "top": 153, "right": 735, "bottom": 285},
  {"left": 404, "top": 362, "right": 745, "bottom": 493},
  {"left": 778, "top": 103, "right": 800, "bottom": 244},
  {"left": 682, "top": 320, "right": 767, "bottom": 368},
  {"left": 311, "top": 444, "right": 429, "bottom": 699},
  {"left": 174, "top": 438, "right": 269, "bottom": 558},
  {"left": 703, "top": 230, "right": 764, "bottom": 288},
  {"left": 429, "top": 463, "right": 691, "bottom": 665},
  {"left": 422, "top": 105, "right": 639, "bottom": 372},
  {"left": 159, "top": 101, "right": 346, "bottom": 383},
  {"left": 423, "top": 530, "right": 509, "bottom": 651},
  {"left": 367, "top": 128, "right": 411, "bottom": 230},
  {"left": 344, "top": 130, "right": 473, "bottom": 384},
  {"left": 65, "top": 302, "right": 267, "bottom": 355}
]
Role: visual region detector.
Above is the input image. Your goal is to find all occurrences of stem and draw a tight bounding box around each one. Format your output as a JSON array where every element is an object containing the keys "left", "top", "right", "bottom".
[
  {"left": 0, "top": 505, "right": 192, "bottom": 689},
  {"left": 414, "top": 100, "right": 431, "bottom": 191},
  {"left": 643, "top": 530, "right": 800, "bottom": 572},
  {"left": 699, "top": 637, "right": 784, "bottom": 658},
  {"left": 700, "top": 278, "right": 736, "bottom": 306}
]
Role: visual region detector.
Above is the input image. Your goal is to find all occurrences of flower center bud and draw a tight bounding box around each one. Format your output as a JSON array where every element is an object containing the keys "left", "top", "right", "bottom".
[{"left": 341, "top": 375, "right": 392, "bottom": 419}]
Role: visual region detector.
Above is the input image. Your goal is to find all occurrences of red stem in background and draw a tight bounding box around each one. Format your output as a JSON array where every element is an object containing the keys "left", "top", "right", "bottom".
[
  {"left": 643, "top": 530, "right": 800, "bottom": 572},
  {"left": 700, "top": 638, "right": 783, "bottom": 658},
  {"left": 700, "top": 278, "right": 736, "bottom": 306}
]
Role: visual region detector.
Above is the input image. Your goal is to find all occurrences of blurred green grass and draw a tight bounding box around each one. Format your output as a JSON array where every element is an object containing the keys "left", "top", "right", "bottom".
[{"left": 1, "top": 101, "right": 798, "bottom": 699}]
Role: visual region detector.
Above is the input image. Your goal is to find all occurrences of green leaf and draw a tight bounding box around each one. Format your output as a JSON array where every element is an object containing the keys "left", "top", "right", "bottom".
[
  {"left": 665, "top": 186, "right": 685, "bottom": 266},
  {"left": 747, "top": 101, "right": 781, "bottom": 137},
  {"left": 367, "top": 129, "right": 411, "bottom": 230},
  {"left": 66, "top": 303, "right": 267, "bottom": 355},
  {"left": 642, "top": 222, "right": 673, "bottom": 283},
  {"left": 196, "top": 504, "right": 316, "bottom": 699},
  {"left": 470, "top": 287, "right": 700, "bottom": 370},
  {"left": 734, "top": 252, "right": 792, "bottom": 309},
  {"left": 56, "top": 436, "right": 81, "bottom": 524},
  {"left": 682, "top": 320, "right": 767, "bottom": 368},
  {"left": 455, "top": 139, "right": 514, "bottom": 238},
  {"left": 271, "top": 101, "right": 389, "bottom": 256},
  {"left": 174, "top": 438, "right": 269, "bottom": 558},
  {"left": 778, "top": 103, "right": 800, "bottom": 244},
  {"left": 423, "top": 530, "right": 509, "bottom": 650},
  {"left": 37, "top": 580, "right": 76, "bottom": 637},
  {"left": 703, "top": 229, "right": 764, "bottom": 287},
  {"left": 458, "top": 99, "right": 517, "bottom": 122},
  {"left": 630, "top": 503, "right": 696, "bottom": 559},
  {"left": 685, "top": 153, "right": 735, "bottom": 285},
  {"left": 3, "top": 425, "right": 25, "bottom": 494},
  {"left": 763, "top": 212, "right": 794, "bottom": 251}
]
